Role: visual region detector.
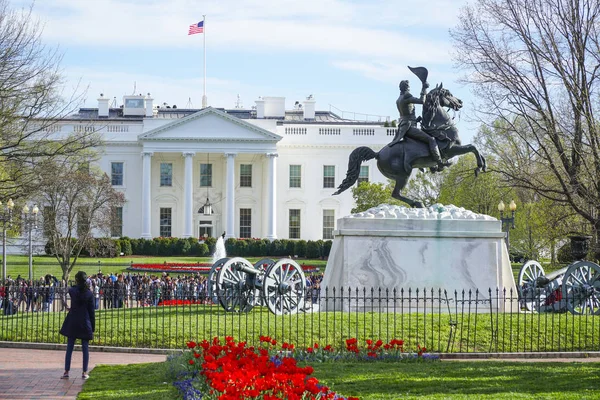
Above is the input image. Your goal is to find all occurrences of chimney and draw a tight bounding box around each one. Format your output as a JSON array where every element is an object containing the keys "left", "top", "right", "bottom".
[
  {"left": 145, "top": 93, "right": 154, "bottom": 117},
  {"left": 303, "top": 95, "right": 315, "bottom": 120},
  {"left": 98, "top": 94, "right": 109, "bottom": 118},
  {"left": 255, "top": 97, "right": 265, "bottom": 119}
]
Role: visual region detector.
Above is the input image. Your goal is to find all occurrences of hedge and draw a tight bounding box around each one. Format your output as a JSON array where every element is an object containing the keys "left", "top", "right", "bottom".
[{"left": 45, "top": 237, "right": 332, "bottom": 259}]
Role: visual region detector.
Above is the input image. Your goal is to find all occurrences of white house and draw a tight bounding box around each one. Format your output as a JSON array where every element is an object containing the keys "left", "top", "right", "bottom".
[{"left": 46, "top": 93, "right": 395, "bottom": 241}]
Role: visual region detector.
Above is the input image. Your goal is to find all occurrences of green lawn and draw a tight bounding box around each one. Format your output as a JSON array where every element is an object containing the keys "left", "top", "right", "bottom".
[
  {"left": 3, "top": 304, "right": 599, "bottom": 353},
  {"left": 2, "top": 255, "right": 328, "bottom": 280},
  {"left": 77, "top": 359, "right": 600, "bottom": 399}
]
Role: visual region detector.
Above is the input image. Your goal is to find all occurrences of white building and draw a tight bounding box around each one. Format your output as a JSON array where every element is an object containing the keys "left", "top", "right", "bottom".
[{"left": 50, "top": 94, "right": 394, "bottom": 241}]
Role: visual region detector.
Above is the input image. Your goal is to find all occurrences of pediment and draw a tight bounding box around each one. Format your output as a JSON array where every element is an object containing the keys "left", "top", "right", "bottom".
[{"left": 139, "top": 107, "right": 281, "bottom": 143}]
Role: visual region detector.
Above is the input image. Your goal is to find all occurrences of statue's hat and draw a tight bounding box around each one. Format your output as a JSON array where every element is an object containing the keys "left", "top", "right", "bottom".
[{"left": 408, "top": 66, "right": 428, "bottom": 84}]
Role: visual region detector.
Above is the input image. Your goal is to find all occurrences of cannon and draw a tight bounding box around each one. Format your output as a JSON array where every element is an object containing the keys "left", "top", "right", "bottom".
[
  {"left": 207, "top": 257, "right": 307, "bottom": 315},
  {"left": 518, "top": 260, "right": 600, "bottom": 314}
]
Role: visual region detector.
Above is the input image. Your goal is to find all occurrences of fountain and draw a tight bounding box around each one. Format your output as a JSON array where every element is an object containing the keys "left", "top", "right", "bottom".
[{"left": 212, "top": 234, "right": 227, "bottom": 263}]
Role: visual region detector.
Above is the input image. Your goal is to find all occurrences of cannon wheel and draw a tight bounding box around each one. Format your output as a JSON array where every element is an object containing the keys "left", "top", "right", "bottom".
[
  {"left": 262, "top": 258, "right": 306, "bottom": 315},
  {"left": 207, "top": 258, "right": 229, "bottom": 304},
  {"left": 216, "top": 257, "right": 255, "bottom": 313},
  {"left": 518, "top": 260, "right": 546, "bottom": 312},
  {"left": 562, "top": 261, "right": 600, "bottom": 315}
]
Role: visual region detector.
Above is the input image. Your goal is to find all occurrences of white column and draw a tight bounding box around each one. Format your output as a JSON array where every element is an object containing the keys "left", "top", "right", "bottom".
[
  {"left": 183, "top": 152, "right": 195, "bottom": 238},
  {"left": 225, "top": 152, "right": 236, "bottom": 239},
  {"left": 266, "top": 153, "right": 278, "bottom": 240},
  {"left": 141, "top": 151, "right": 153, "bottom": 239}
]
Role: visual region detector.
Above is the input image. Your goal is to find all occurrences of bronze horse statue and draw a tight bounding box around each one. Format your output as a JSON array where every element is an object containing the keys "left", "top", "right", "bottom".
[{"left": 333, "top": 84, "right": 486, "bottom": 208}]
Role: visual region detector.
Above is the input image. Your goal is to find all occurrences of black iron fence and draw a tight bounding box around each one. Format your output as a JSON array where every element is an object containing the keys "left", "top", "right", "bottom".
[{"left": 1, "top": 283, "right": 599, "bottom": 353}]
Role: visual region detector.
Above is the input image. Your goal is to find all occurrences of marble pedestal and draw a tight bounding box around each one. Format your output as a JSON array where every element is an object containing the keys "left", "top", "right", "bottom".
[{"left": 320, "top": 205, "right": 517, "bottom": 312}]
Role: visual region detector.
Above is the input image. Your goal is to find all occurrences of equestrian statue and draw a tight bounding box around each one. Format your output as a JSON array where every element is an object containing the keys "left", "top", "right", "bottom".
[{"left": 333, "top": 66, "right": 486, "bottom": 208}]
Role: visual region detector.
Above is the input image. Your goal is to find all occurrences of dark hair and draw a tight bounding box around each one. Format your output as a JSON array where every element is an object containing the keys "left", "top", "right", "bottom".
[
  {"left": 399, "top": 80, "right": 409, "bottom": 92},
  {"left": 75, "top": 271, "right": 88, "bottom": 291}
]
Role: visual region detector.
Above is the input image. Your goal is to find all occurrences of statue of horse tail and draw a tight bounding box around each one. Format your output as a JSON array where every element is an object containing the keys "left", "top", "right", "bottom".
[{"left": 333, "top": 146, "right": 377, "bottom": 195}]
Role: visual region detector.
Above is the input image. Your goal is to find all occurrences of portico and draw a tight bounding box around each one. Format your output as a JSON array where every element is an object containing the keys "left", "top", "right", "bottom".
[{"left": 138, "top": 107, "right": 281, "bottom": 240}]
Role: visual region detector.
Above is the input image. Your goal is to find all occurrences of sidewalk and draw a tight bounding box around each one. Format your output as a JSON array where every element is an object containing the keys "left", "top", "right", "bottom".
[{"left": 0, "top": 348, "right": 166, "bottom": 399}]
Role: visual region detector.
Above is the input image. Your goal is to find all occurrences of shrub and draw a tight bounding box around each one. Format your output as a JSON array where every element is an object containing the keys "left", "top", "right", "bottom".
[
  {"left": 285, "top": 240, "right": 296, "bottom": 257},
  {"left": 197, "top": 243, "right": 209, "bottom": 257},
  {"left": 236, "top": 239, "right": 248, "bottom": 256},
  {"left": 270, "top": 239, "right": 285, "bottom": 257},
  {"left": 306, "top": 240, "right": 321, "bottom": 259},
  {"left": 204, "top": 237, "right": 216, "bottom": 255},
  {"left": 225, "top": 238, "right": 237, "bottom": 256},
  {"left": 120, "top": 238, "right": 133, "bottom": 256},
  {"left": 294, "top": 240, "right": 307, "bottom": 258}
]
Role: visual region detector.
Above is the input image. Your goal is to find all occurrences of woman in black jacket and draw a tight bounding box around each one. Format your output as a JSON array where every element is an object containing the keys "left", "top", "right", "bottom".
[{"left": 59, "top": 271, "right": 95, "bottom": 380}]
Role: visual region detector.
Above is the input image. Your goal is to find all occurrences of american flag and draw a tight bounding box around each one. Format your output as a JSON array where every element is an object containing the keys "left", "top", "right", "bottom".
[{"left": 188, "top": 21, "right": 204, "bottom": 35}]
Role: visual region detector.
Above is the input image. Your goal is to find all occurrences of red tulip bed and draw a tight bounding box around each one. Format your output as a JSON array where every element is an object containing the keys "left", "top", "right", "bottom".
[
  {"left": 173, "top": 335, "right": 438, "bottom": 399},
  {"left": 127, "top": 262, "right": 318, "bottom": 274}
]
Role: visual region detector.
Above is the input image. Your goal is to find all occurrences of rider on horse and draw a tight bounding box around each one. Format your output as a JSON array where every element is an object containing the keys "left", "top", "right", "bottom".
[{"left": 389, "top": 77, "right": 447, "bottom": 171}]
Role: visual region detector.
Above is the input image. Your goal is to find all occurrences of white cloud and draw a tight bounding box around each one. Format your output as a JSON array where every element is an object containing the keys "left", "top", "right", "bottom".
[{"left": 26, "top": 0, "right": 464, "bottom": 61}]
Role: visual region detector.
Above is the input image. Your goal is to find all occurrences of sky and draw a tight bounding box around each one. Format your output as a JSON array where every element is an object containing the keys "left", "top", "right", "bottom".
[{"left": 19, "top": 0, "right": 479, "bottom": 143}]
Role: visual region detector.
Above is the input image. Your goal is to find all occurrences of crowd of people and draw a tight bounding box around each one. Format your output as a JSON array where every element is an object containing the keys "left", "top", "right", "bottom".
[{"left": 1, "top": 270, "right": 325, "bottom": 314}]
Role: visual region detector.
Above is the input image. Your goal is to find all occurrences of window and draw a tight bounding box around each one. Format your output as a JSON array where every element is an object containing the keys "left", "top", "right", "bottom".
[
  {"left": 323, "top": 210, "right": 335, "bottom": 239},
  {"left": 160, "top": 208, "right": 172, "bottom": 237},
  {"left": 239, "top": 208, "right": 252, "bottom": 238},
  {"left": 111, "top": 162, "right": 124, "bottom": 186},
  {"left": 160, "top": 163, "right": 172, "bottom": 187},
  {"left": 200, "top": 164, "right": 212, "bottom": 187},
  {"left": 358, "top": 166, "right": 369, "bottom": 184},
  {"left": 240, "top": 164, "right": 252, "bottom": 187},
  {"left": 111, "top": 207, "right": 123, "bottom": 237},
  {"left": 289, "top": 165, "right": 301, "bottom": 188},
  {"left": 77, "top": 207, "right": 90, "bottom": 237},
  {"left": 289, "top": 209, "right": 301, "bottom": 239},
  {"left": 323, "top": 165, "right": 335, "bottom": 188},
  {"left": 43, "top": 207, "right": 55, "bottom": 237}
]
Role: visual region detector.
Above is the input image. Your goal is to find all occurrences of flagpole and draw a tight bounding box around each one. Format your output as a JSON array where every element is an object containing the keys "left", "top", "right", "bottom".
[{"left": 202, "top": 15, "right": 207, "bottom": 108}]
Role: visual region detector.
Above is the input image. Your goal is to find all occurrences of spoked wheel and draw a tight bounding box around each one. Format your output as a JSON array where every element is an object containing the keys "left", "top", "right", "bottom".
[
  {"left": 208, "top": 258, "right": 229, "bottom": 304},
  {"left": 216, "top": 257, "right": 255, "bottom": 313},
  {"left": 518, "top": 260, "right": 546, "bottom": 312},
  {"left": 262, "top": 258, "right": 306, "bottom": 315},
  {"left": 562, "top": 261, "right": 600, "bottom": 315}
]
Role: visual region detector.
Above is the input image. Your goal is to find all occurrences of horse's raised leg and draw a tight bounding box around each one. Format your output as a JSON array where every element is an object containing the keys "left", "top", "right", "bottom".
[
  {"left": 445, "top": 144, "right": 485, "bottom": 176},
  {"left": 392, "top": 174, "right": 424, "bottom": 208}
]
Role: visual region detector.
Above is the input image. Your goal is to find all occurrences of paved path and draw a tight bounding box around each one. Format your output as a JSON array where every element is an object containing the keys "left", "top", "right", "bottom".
[{"left": 0, "top": 348, "right": 166, "bottom": 399}]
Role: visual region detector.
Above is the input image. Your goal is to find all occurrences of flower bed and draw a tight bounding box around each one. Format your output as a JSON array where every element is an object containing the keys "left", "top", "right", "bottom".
[
  {"left": 173, "top": 336, "right": 438, "bottom": 399},
  {"left": 127, "top": 262, "right": 318, "bottom": 274}
]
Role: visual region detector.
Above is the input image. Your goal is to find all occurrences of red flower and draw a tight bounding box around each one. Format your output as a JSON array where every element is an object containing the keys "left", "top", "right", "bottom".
[
  {"left": 186, "top": 341, "right": 196, "bottom": 349},
  {"left": 193, "top": 352, "right": 200, "bottom": 358},
  {"left": 188, "top": 359, "right": 195, "bottom": 365},
  {"left": 306, "top": 347, "right": 314, "bottom": 353}
]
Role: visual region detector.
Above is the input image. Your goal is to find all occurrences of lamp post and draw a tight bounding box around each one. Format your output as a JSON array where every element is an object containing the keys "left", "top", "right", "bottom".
[
  {"left": 498, "top": 200, "right": 517, "bottom": 254},
  {"left": 1, "top": 199, "right": 14, "bottom": 283},
  {"left": 22, "top": 204, "right": 39, "bottom": 281}
]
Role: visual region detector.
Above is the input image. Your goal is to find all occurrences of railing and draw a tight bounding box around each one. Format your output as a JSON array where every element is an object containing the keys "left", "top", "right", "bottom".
[{"left": 1, "top": 285, "right": 599, "bottom": 353}]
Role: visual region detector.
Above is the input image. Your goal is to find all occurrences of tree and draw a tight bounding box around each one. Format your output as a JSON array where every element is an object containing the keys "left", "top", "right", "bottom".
[
  {"left": 37, "top": 158, "right": 125, "bottom": 281},
  {"left": 403, "top": 169, "right": 447, "bottom": 207},
  {"left": 351, "top": 181, "right": 403, "bottom": 213},
  {"left": 0, "top": 1, "right": 98, "bottom": 200},
  {"left": 451, "top": 0, "right": 600, "bottom": 247}
]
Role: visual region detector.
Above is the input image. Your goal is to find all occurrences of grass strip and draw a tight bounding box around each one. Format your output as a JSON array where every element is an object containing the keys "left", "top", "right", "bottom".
[{"left": 77, "top": 361, "right": 180, "bottom": 400}]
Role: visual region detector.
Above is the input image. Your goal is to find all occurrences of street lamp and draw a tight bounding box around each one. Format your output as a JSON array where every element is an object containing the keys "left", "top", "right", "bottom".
[
  {"left": 1, "top": 199, "right": 14, "bottom": 282},
  {"left": 498, "top": 200, "right": 517, "bottom": 254},
  {"left": 22, "top": 204, "right": 39, "bottom": 281}
]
